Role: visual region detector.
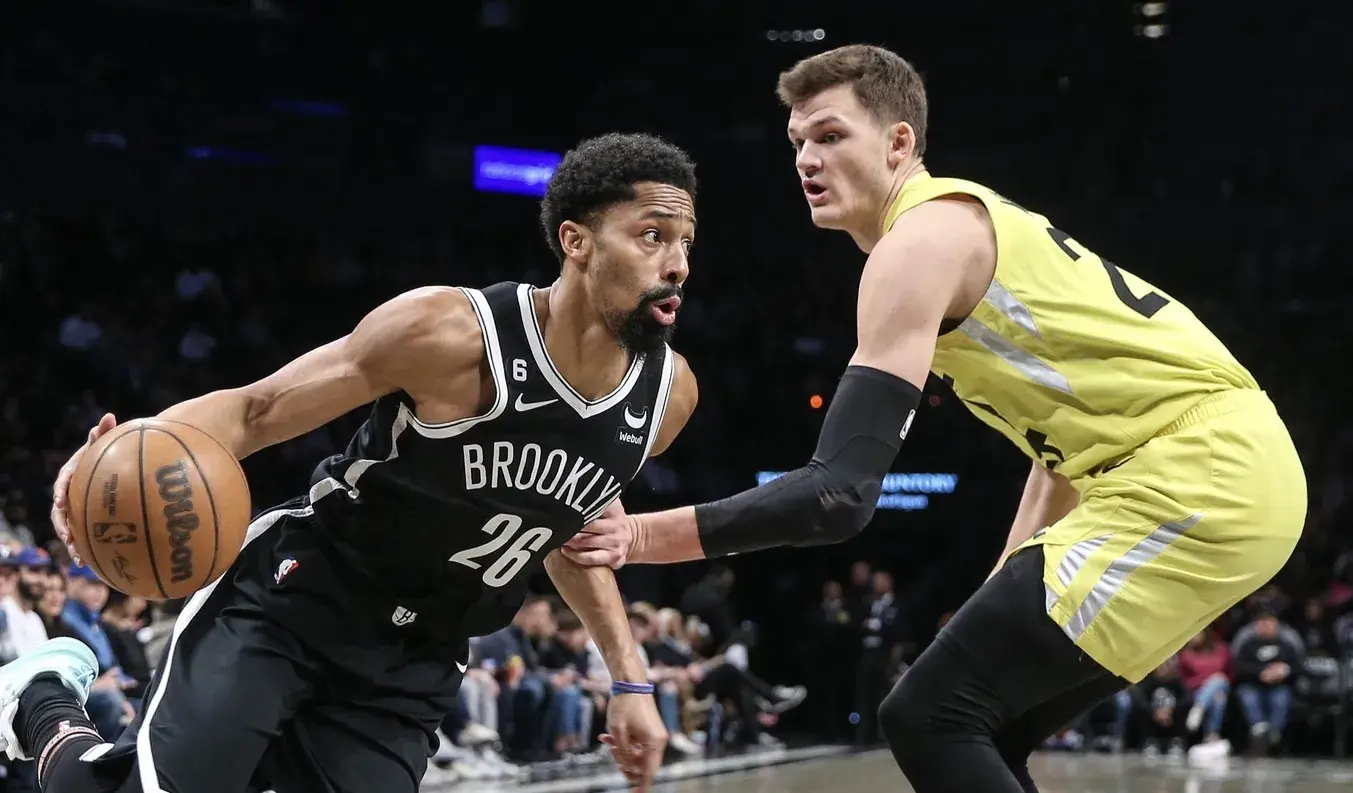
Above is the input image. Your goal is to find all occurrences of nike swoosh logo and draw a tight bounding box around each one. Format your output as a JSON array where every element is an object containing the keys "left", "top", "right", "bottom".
[
  {"left": 457, "top": 661, "right": 469, "bottom": 673},
  {"left": 515, "top": 395, "right": 558, "bottom": 412}
]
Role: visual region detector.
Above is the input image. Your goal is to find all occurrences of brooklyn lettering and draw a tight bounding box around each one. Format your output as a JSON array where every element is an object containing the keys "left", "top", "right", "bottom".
[
  {"left": 154, "top": 461, "right": 200, "bottom": 583},
  {"left": 462, "top": 442, "right": 622, "bottom": 517}
]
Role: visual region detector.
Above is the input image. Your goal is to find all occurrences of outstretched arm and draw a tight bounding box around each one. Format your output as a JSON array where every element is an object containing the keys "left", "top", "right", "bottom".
[
  {"left": 621, "top": 199, "right": 993, "bottom": 563},
  {"left": 52, "top": 287, "right": 484, "bottom": 553},
  {"left": 158, "top": 287, "right": 483, "bottom": 459},
  {"left": 543, "top": 552, "right": 648, "bottom": 684}
]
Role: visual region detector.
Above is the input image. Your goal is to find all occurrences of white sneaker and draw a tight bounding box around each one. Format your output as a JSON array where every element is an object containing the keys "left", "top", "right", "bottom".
[
  {"left": 668, "top": 732, "right": 702, "bottom": 756},
  {"left": 1185, "top": 705, "right": 1204, "bottom": 733},
  {"left": 1188, "top": 738, "right": 1231, "bottom": 764},
  {"left": 0, "top": 639, "right": 99, "bottom": 761},
  {"left": 457, "top": 721, "right": 499, "bottom": 747}
]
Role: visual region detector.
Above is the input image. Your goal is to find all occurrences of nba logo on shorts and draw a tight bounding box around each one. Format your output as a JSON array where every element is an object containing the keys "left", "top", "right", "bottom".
[
  {"left": 274, "top": 558, "right": 299, "bottom": 584},
  {"left": 391, "top": 606, "right": 418, "bottom": 626}
]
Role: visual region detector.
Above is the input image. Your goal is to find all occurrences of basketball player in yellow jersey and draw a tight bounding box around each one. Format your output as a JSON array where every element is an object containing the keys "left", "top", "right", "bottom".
[{"left": 562, "top": 44, "right": 1307, "bottom": 791}]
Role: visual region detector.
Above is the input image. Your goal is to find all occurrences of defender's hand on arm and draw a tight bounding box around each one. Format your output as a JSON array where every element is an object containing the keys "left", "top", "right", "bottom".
[{"left": 561, "top": 356, "right": 697, "bottom": 568}]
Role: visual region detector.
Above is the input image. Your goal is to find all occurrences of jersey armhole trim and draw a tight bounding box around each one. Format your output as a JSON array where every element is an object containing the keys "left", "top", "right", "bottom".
[
  {"left": 638, "top": 345, "right": 676, "bottom": 464},
  {"left": 404, "top": 287, "right": 511, "bottom": 439}
]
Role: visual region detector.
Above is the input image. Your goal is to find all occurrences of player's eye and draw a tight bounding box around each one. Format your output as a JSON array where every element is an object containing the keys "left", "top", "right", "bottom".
[
  {"left": 681, "top": 239, "right": 693, "bottom": 255},
  {"left": 822, "top": 132, "right": 841, "bottom": 144},
  {"left": 643, "top": 229, "right": 660, "bottom": 244}
]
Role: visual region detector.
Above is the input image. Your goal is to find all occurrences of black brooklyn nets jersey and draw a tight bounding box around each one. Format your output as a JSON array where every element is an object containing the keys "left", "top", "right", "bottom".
[{"left": 306, "top": 281, "right": 677, "bottom": 635}]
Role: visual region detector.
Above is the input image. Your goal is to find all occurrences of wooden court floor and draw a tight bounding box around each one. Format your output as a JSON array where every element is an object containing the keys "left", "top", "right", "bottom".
[{"left": 647, "top": 751, "right": 1353, "bottom": 793}]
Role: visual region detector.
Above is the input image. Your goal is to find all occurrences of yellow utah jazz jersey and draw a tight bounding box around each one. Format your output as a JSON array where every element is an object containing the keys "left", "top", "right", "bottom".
[{"left": 884, "top": 173, "right": 1259, "bottom": 479}]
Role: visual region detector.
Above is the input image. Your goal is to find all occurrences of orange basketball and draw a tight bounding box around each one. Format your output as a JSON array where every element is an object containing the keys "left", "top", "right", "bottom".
[{"left": 66, "top": 418, "right": 252, "bottom": 600}]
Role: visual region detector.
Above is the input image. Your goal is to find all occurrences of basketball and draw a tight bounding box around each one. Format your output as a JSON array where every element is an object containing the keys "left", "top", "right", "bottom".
[{"left": 65, "top": 418, "right": 252, "bottom": 600}]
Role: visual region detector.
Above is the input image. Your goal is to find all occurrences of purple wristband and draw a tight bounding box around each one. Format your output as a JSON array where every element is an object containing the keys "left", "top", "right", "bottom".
[{"left": 610, "top": 680, "right": 655, "bottom": 696}]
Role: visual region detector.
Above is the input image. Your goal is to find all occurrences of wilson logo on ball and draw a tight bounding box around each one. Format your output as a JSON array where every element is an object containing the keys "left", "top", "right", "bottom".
[{"left": 155, "top": 461, "right": 200, "bottom": 584}]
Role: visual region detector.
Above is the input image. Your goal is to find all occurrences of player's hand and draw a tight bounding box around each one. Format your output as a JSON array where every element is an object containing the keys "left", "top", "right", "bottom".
[
  {"left": 562, "top": 500, "right": 636, "bottom": 569},
  {"left": 51, "top": 412, "right": 118, "bottom": 565},
  {"left": 601, "top": 691, "right": 667, "bottom": 791}
]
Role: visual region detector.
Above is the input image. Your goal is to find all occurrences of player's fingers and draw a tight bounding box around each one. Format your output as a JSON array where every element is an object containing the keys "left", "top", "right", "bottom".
[
  {"left": 53, "top": 460, "right": 77, "bottom": 509},
  {"left": 96, "top": 412, "right": 117, "bottom": 436},
  {"left": 560, "top": 547, "right": 617, "bottom": 567},
  {"left": 563, "top": 533, "right": 606, "bottom": 551}
]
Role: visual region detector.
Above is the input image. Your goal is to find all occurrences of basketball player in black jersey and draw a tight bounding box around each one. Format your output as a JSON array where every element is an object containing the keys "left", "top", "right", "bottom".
[{"left": 0, "top": 133, "right": 699, "bottom": 793}]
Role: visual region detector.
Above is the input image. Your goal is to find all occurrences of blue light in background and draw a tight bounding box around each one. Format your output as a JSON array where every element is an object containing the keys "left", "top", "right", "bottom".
[
  {"left": 473, "top": 145, "right": 561, "bottom": 197},
  {"left": 268, "top": 99, "right": 350, "bottom": 119},
  {"left": 754, "top": 471, "right": 958, "bottom": 511}
]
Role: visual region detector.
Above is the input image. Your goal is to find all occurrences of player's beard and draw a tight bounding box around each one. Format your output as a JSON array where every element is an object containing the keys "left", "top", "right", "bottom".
[{"left": 615, "top": 284, "right": 681, "bottom": 361}]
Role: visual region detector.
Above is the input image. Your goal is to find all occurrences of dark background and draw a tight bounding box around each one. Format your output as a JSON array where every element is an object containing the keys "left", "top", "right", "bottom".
[{"left": 2, "top": 0, "right": 1350, "bottom": 737}]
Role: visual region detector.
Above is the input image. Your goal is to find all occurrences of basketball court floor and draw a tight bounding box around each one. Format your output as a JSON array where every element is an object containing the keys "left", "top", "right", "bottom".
[{"left": 423, "top": 748, "right": 1353, "bottom": 792}]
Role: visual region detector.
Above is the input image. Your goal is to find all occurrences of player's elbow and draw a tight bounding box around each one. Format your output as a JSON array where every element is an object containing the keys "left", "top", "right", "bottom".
[{"left": 797, "top": 482, "right": 880, "bottom": 545}]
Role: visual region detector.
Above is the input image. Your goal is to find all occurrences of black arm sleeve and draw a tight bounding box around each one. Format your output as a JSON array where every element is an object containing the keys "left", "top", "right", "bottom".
[{"left": 694, "top": 365, "right": 921, "bottom": 558}]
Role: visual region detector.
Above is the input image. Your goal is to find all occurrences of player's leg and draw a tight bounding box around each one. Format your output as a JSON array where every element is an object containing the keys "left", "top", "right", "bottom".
[
  {"left": 257, "top": 653, "right": 463, "bottom": 793},
  {"left": 990, "top": 674, "right": 1129, "bottom": 792},
  {"left": 877, "top": 546, "right": 1127, "bottom": 793},
  {"left": 1, "top": 507, "right": 317, "bottom": 793}
]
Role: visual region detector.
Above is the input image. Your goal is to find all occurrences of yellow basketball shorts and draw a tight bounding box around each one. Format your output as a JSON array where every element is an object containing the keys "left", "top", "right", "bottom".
[{"left": 1023, "top": 389, "right": 1306, "bottom": 683}]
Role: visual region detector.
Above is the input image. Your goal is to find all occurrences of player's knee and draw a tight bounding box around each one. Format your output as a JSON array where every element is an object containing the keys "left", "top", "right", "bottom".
[{"left": 877, "top": 676, "right": 928, "bottom": 753}]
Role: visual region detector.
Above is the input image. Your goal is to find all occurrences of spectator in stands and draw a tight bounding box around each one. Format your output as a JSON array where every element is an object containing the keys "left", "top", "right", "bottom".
[
  {"left": 475, "top": 595, "right": 558, "bottom": 761},
  {"left": 539, "top": 611, "right": 592, "bottom": 755},
  {"left": 1231, "top": 608, "right": 1304, "bottom": 755},
  {"left": 856, "top": 570, "right": 902, "bottom": 747},
  {"left": 0, "top": 490, "right": 37, "bottom": 548},
  {"left": 0, "top": 547, "right": 52, "bottom": 656},
  {"left": 99, "top": 590, "right": 152, "bottom": 709},
  {"left": 1179, "top": 629, "right": 1232, "bottom": 754},
  {"left": 680, "top": 566, "right": 738, "bottom": 649},
  {"left": 1295, "top": 596, "right": 1340, "bottom": 658},
  {"left": 60, "top": 563, "right": 136, "bottom": 738},
  {"left": 1133, "top": 655, "right": 1188, "bottom": 758},
  {"left": 610, "top": 609, "right": 702, "bottom": 756},
  {"left": 810, "top": 580, "right": 855, "bottom": 741}
]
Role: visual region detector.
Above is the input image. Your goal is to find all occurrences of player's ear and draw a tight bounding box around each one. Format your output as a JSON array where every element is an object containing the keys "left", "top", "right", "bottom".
[
  {"left": 558, "top": 221, "right": 592, "bottom": 267},
  {"left": 888, "top": 121, "right": 916, "bottom": 166}
]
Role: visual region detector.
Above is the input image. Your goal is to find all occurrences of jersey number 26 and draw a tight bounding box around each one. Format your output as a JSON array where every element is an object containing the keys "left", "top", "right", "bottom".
[{"left": 449, "top": 513, "right": 554, "bottom": 588}]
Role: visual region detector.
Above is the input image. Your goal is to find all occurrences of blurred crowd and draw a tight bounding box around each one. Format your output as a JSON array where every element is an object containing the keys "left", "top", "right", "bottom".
[
  {"left": 433, "top": 568, "right": 806, "bottom": 782},
  {"left": 3, "top": 1, "right": 1353, "bottom": 788}
]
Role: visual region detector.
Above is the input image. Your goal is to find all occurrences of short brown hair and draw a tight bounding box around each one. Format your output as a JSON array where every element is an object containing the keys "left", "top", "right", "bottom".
[{"left": 777, "top": 44, "right": 929, "bottom": 156}]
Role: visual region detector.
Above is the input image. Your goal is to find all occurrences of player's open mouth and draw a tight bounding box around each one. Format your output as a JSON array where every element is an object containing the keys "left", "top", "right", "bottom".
[
  {"left": 649, "top": 296, "right": 681, "bottom": 326},
  {"left": 803, "top": 180, "right": 829, "bottom": 206}
]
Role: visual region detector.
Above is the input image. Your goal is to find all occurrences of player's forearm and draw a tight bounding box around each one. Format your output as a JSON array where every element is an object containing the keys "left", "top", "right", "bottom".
[
  {"left": 617, "top": 367, "right": 917, "bottom": 565},
  {"left": 628, "top": 507, "right": 707, "bottom": 564},
  {"left": 157, "top": 389, "right": 261, "bottom": 460},
  {"left": 991, "top": 464, "right": 1078, "bottom": 576},
  {"left": 544, "top": 551, "right": 648, "bottom": 684}
]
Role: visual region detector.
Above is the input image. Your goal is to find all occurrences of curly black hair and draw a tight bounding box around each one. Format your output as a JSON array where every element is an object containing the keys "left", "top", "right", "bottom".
[{"left": 539, "top": 132, "right": 697, "bottom": 262}]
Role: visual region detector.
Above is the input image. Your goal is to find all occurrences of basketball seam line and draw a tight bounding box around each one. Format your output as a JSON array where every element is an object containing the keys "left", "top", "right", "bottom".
[
  {"left": 138, "top": 426, "right": 169, "bottom": 599},
  {"left": 79, "top": 432, "right": 123, "bottom": 588},
  {"left": 152, "top": 423, "right": 222, "bottom": 587}
]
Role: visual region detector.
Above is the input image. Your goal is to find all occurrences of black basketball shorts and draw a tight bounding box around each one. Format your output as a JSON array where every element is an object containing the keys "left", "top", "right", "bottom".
[{"left": 82, "top": 498, "right": 469, "bottom": 793}]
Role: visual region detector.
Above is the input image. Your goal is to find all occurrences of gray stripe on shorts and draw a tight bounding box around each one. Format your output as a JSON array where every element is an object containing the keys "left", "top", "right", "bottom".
[{"left": 1055, "top": 513, "right": 1203, "bottom": 642}]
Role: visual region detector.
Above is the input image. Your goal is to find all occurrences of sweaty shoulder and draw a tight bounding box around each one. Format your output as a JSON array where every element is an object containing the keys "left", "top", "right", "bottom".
[{"left": 349, "top": 286, "right": 486, "bottom": 397}]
